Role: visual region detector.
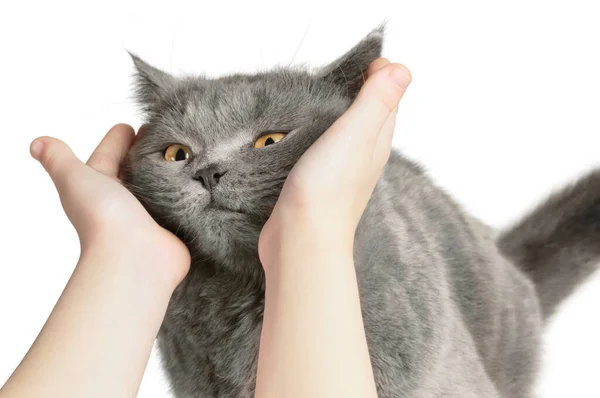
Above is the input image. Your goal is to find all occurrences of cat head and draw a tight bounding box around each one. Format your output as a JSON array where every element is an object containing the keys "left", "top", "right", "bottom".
[{"left": 123, "top": 27, "right": 384, "bottom": 270}]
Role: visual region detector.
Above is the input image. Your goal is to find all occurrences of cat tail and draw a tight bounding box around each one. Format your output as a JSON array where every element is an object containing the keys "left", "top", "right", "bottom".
[{"left": 497, "top": 169, "right": 600, "bottom": 320}]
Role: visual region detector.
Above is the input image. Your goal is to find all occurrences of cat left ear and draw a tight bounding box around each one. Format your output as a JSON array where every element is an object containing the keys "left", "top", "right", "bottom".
[
  {"left": 128, "top": 52, "right": 177, "bottom": 114},
  {"left": 317, "top": 25, "right": 384, "bottom": 99}
]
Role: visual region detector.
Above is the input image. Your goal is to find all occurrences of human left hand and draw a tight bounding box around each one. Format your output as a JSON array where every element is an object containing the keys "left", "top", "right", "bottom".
[{"left": 30, "top": 124, "right": 190, "bottom": 289}]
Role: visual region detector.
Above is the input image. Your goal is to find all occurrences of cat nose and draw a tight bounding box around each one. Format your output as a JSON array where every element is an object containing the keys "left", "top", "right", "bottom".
[{"left": 194, "top": 165, "right": 228, "bottom": 191}]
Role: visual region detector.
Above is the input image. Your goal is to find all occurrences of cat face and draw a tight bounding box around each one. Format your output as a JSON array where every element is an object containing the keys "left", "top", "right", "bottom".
[{"left": 123, "top": 28, "right": 383, "bottom": 268}]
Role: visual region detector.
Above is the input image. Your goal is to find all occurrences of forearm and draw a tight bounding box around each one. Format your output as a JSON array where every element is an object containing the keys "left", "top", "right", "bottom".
[
  {"left": 0, "top": 243, "right": 174, "bottom": 398},
  {"left": 256, "top": 226, "right": 377, "bottom": 398}
]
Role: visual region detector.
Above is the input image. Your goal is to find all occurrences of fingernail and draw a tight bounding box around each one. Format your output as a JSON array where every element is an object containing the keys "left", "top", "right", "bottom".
[
  {"left": 389, "top": 65, "right": 412, "bottom": 89},
  {"left": 30, "top": 139, "right": 43, "bottom": 161}
]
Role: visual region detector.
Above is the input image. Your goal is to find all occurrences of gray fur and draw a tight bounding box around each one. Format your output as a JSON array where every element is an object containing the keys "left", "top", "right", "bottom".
[
  {"left": 498, "top": 169, "right": 600, "bottom": 320},
  {"left": 122, "top": 28, "right": 599, "bottom": 398}
]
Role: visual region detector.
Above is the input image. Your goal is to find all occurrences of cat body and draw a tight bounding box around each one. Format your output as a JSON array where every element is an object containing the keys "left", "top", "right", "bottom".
[
  {"left": 124, "top": 28, "right": 600, "bottom": 397},
  {"left": 156, "top": 152, "right": 540, "bottom": 398}
]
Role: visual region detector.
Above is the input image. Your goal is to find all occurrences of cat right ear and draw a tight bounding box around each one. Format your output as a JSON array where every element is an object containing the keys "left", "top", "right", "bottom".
[
  {"left": 316, "top": 26, "right": 384, "bottom": 99},
  {"left": 128, "top": 52, "right": 176, "bottom": 114}
]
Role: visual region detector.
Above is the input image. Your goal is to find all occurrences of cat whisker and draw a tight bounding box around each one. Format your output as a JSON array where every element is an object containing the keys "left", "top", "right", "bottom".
[{"left": 288, "top": 18, "right": 312, "bottom": 67}]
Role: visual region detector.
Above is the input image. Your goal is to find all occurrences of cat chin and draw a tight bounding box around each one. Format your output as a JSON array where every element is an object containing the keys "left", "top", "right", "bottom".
[
  {"left": 186, "top": 209, "right": 263, "bottom": 268},
  {"left": 195, "top": 206, "right": 263, "bottom": 235}
]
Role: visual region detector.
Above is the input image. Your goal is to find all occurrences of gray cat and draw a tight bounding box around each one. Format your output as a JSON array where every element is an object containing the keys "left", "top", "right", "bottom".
[{"left": 123, "top": 27, "right": 600, "bottom": 398}]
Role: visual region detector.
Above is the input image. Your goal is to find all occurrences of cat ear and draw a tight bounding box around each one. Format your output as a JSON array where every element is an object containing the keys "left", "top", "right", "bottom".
[
  {"left": 128, "top": 52, "right": 176, "bottom": 113},
  {"left": 317, "top": 25, "right": 384, "bottom": 98}
]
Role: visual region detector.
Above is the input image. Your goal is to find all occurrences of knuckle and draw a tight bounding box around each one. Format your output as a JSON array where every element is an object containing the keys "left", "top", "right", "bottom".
[{"left": 377, "top": 83, "right": 403, "bottom": 113}]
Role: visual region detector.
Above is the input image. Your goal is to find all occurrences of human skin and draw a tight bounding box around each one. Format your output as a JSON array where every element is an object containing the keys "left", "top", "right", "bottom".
[
  {"left": 256, "top": 59, "right": 411, "bottom": 398},
  {"left": 0, "top": 124, "right": 191, "bottom": 398},
  {"left": 0, "top": 58, "right": 410, "bottom": 398}
]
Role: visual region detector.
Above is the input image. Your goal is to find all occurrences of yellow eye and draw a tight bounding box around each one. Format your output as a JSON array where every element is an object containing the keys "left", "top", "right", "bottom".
[
  {"left": 164, "top": 144, "right": 193, "bottom": 162},
  {"left": 253, "top": 132, "right": 287, "bottom": 149}
]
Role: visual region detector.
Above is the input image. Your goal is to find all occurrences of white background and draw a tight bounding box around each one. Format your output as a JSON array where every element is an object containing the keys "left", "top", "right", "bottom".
[{"left": 1, "top": 1, "right": 599, "bottom": 397}]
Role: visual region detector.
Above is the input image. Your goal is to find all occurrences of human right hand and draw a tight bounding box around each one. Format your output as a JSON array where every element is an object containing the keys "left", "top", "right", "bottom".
[{"left": 259, "top": 59, "right": 411, "bottom": 269}]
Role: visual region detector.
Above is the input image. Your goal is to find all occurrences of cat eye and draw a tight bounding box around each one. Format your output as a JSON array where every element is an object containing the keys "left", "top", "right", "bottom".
[
  {"left": 253, "top": 132, "right": 287, "bottom": 149},
  {"left": 164, "top": 144, "right": 193, "bottom": 162}
]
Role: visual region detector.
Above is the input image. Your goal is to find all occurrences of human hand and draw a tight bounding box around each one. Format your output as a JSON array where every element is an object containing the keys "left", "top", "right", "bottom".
[
  {"left": 30, "top": 124, "right": 190, "bottom": 289},
  {"left": 259, "top": 59, "right": 411, "bottom": 268}
]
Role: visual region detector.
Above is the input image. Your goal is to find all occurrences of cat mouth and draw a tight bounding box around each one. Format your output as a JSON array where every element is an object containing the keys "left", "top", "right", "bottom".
[{"left": 207, "top": 201, "right": 247, "bottom": 216}]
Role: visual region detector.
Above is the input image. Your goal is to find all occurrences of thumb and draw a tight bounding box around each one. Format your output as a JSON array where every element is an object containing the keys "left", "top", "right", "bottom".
[
  {"left": 325, "top": 63, "right": 410, "bottom": 154},
  {"left": 30, "top": 137, "right": 84, "bottom": 193}
]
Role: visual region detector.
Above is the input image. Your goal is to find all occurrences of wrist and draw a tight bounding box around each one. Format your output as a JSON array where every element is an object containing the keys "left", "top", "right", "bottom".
[
  {"left": 79, "top": 226, "right": 190, "bottom": 294},
  {"left": 278, "top": 203, "right": 355, "bottom": 242},
  {"left": 260, "top": 207, "right": 355, "bottom": 278}
]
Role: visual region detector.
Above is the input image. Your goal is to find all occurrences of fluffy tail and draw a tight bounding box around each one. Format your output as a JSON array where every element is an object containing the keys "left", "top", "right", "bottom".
[{"left": 497, "top": 169, "right": 600, "bottom": 320}]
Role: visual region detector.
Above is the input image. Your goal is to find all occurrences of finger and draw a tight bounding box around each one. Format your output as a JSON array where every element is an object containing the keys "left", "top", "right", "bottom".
[
  {"left": 87, "top": 124, "right": 135, "bottom": 177},
  {"left": 372, "top": 105, "right": 398, "bottom": 168},
  {"left": 330, "top": 63, "right": 411, "bottom": 149},
  {"left": 30, "top": 137, "right": 84, "bottom": 191},
  {"left": 354, "top": 63, "right": 410, "bottom": 123},
  {"left": 366, "top": 58, "right": 390, "bottom": 78}
]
